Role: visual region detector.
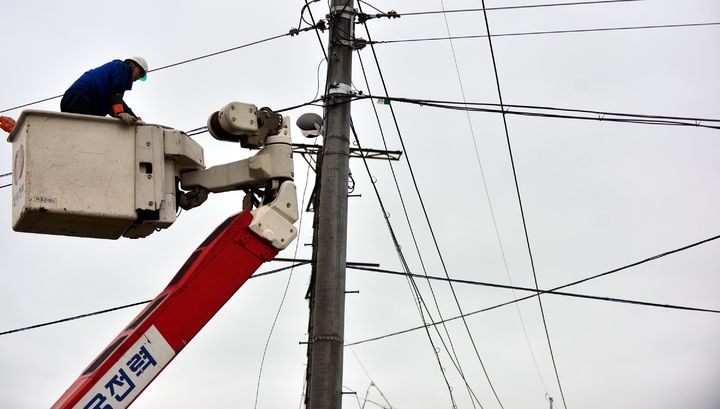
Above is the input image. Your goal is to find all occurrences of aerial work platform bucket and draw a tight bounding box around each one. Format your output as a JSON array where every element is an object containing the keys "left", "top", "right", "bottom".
[{"left": 7, "top": 111, "right": 204, "bottom": 239}]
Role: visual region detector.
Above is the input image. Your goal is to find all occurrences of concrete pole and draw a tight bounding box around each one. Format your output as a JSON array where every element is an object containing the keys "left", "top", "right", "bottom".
[{"left": 306, "top": 1, "right": 355, "bottom": 408}]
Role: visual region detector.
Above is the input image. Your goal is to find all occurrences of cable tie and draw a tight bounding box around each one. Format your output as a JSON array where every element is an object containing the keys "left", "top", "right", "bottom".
[{"left": 289, "top": 27, "right": 300, "bottom": 36}]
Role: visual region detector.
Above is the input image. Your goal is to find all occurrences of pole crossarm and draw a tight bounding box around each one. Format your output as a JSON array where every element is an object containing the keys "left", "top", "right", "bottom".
[{"left": 293, "top": 143, "right": 402, "bottom": 161}]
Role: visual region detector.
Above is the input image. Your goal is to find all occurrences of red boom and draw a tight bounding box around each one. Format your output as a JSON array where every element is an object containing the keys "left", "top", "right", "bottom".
[{"left": 52, "top": 210, "right": 278, "bottom": 409}]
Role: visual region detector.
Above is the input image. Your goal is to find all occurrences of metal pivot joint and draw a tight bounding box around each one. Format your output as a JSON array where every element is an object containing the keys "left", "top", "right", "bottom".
[{"left": 180, "top": 101, "right": 299, "bottom": 250}]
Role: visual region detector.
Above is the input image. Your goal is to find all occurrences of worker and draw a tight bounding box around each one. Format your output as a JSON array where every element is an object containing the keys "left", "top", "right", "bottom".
[
  {"left": 0, "top": 116, "right": 15, "bottom": 133},
  {"left": 60, "top": 57, "right": 148, "bottom": 126}
]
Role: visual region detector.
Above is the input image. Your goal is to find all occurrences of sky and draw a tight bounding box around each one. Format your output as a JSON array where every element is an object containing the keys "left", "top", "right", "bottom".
[{"left": 1, "top": 0, "right": 719, "bottom": 408}]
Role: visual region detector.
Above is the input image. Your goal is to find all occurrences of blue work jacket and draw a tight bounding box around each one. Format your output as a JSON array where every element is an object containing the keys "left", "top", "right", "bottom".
[{"left": 65, "top": 60, "right": 136, "bottom": 116}]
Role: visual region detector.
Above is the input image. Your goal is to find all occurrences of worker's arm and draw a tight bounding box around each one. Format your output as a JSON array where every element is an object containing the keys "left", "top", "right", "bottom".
[
  {"left": 109, "top": 93, "right": 137, "bottom": 125},
  {"left": 108, "top": 61, "right": 139, "bottom": 124},
  {"left": 121, "top": 101, "right": 137, "bottom": 118}
]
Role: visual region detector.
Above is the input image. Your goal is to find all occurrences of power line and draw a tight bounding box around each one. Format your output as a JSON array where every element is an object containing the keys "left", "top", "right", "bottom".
[
  {"left": 357, "top": 7, "right": 475, "bottom": 407},
  {"left": 374, "top": 97, "right": 720, "bottom": 125},
  {"left": 348, "top": 266, "right": 720, "bottom": 314},
  {"left": 435, "top": 0, "right": 551, "bottom": 393},
  {"left": 6, "top": 228, "right": 718, "bottom": 341},
  {"left": 342, "top": 385, "right": 391, "bottom": 409},
  {"left": 349, "top": 95, "right": 720, "bottom": 130},
  {"left": 358, "top": 0, "right": 385, "bottom": 14},
  {"left": 355, "top": 5, "right": 480, "bottom": 407},
  {"left": 348, "top": 347, "right": 394, "bottom": 408},
  {"left": 319, "top": 94, "right": 720, "bottom": 128},
  {"left": 356, "top": 14, "right": 483, "bottom": 408},
  {"left": 348, "top": 121, "right": 466, "bottom": 407},
  {"left": 145, "top": 33, "right": 288, "bottom": 74},
  {"left": 3, "top": 93, "right": 719, "bottom": 145},
  {"left": 345, "top": 233, "right": 720, "bottom": 347},
  {"left": 2, "top": 88, "right": 717, "bottom": 145},
  {"left": 367, "top": 22, "right": 720, "bottom": 45},
  {"left": 355, "top": 32, "right": 482, "bottom": 407},
  {"left": 359, "top": 0, "right": 645, "bottom": 20},
  {"left": 439, "top": 0, "right": 553, "bottom": 400},
  {"left": 359, "top": 8, "right": 505, "bottom": 408},
  {"left": 0, "top": 94, "right": 65, "bottom": 115},
  {"left": 0, "top": 24, "right": 324, "bottom": 114},
  {"left": 0, "top": 300, "right": 152, "bottom": 337},
  {"left": 477, "top": 1, "right": 568, "bottom": 406},
  {"left": 0, "top": 262, "right": 307, "bottom": 337}
]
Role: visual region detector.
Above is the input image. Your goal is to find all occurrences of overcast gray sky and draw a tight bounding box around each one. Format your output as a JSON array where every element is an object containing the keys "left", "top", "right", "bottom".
[{"left": 1, "top": 0, "right": 719, "bottom": 408}]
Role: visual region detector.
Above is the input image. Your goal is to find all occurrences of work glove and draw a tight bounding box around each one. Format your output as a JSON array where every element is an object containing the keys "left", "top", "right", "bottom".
[{"left": 117, "top": 112, "right": 137, "bottom": 126}]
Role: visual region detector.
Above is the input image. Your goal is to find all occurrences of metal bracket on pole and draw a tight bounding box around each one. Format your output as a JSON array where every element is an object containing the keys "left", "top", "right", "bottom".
[
  {"left": 328, "top": 6, "right": 356, "bottom": 47},
  {"left": 328, "top": 5, "right": 357, "bottom": 19},
  {"left": 312, "top": 335, "right": 344, "bottom": 343},
  {"left": 328, "top": 83, "right": 354, "bottom": 97}
]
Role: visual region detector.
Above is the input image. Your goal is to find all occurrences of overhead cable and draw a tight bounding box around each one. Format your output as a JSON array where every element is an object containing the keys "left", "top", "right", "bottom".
[
  {"left": 358, "top": 2, "right": 483, "bottom": 405},
  {"left": 342, "top": 385, "right": 391, "bottom": 409},
  {"left": 359, "top": 0, "right": 645, "bottom": 21},
  {"left": 349, "top": 120, "right": 468, "bottom": 407},
  {"left": 354, "top": 15, "right": 480, "bottom": 402},
  {"left": 477, "top": 2, "right": 568, "bottom": 406},
  {"left": 0, "top": 262, "right": 308, "bottom": 337},
  {"left": 358, "top": 7, "right": 474, "bottom": 406},
  {"left": 0, "top": 24, "right": 324, "bottom": 114},
  {"left": 436, "top": 0, "right": 551, "bottom": 394},
  {"left": 349, "top": 266, "right": 720, "bottom": 314},
  {"left": 359, "top": 9, "right": 504, "bottom": 408},
  {"left": 345, "top": 233, "right": 720, "bottom": 346},
  {"left": 0, "top": 300, "right": 153, "bottom": 337},
  {"left": 347, "top": 95, "right": 720, "bottom": 130},
  {"left": 368, "top": 22, "right": 720, "bottom": 45},
  {"left": 7, "top": 229, "right": 719, "bottom": 340},
  {"left": 356, "top": 16, "right": 481, "bottom": 407},
  {"left": 348, "top": 347, "right": 394, "bottom": 408}
]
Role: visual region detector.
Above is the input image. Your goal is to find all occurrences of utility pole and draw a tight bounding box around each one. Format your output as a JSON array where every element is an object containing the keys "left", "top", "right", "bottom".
[{"left": 306, "top": 1, "right": 355, "bottom": 408}]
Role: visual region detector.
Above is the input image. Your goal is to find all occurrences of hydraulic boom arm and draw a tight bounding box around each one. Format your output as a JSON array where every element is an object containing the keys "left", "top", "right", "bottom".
[
  {"left": 50, "top": 101, "right": 299, "bottom": 408},
  {"left": 52, "top": 210, "right": 279, "bottom": 409}
]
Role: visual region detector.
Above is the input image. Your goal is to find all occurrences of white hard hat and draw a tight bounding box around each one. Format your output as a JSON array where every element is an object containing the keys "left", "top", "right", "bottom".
[{"left": 126, "top": 56, "right": 149, "bottom": 81}]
